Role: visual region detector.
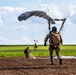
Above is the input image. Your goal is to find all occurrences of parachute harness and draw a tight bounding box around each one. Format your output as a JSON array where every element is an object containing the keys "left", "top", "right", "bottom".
[
  {"left": 54, "top": 18, "right": 67, "bottom": 33},
  {"left": 58, "top": 18, "right": 67, "bottom": 33},
  {"left": 48, "top": 18, "right": 67, "bottom": 34}
]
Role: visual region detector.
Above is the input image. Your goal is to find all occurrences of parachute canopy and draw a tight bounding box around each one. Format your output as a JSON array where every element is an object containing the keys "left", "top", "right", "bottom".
[{"left": 18, "top": 10, "right": 55, "bottom": 24}]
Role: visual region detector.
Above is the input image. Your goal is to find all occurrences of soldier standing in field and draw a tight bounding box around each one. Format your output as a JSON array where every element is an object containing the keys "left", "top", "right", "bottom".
[
  {"left": 34, "top": 43, "right": 38, "bottom": 50},
  {"left": 24, "top": 46, "right": 30, "bottom": 58},
  {"left": 44, "top": 26, "right": 63, "bottom": 65}
]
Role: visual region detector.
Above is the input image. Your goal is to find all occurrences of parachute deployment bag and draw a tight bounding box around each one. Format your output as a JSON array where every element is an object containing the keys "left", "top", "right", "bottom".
[{"left": 51, "top": 32, "right": 61, "bottom": 47}]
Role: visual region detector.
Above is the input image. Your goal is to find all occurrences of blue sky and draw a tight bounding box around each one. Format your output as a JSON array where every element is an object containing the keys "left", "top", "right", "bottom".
[{"left": 0, "top": 0, "right": 76, "bottom": 45}]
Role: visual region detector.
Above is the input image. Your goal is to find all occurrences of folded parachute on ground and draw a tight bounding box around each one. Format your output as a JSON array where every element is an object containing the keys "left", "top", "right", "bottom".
[{"left": 18, "top": 10, "right": 55, "bottom": 24}]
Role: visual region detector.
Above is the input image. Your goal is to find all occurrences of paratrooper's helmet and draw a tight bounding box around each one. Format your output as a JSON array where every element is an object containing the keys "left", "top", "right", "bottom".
[{"left": 52, "top": 26, "right": 57, "bottom": 32}]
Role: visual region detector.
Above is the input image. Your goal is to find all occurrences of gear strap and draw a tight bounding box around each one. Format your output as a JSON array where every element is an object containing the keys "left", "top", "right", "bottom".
[
  {"left": 54, "top": 18, "right": 67, "bottom": 33},
  {"left": 58, "top": 18, "right": 66, "bottom": 33}
]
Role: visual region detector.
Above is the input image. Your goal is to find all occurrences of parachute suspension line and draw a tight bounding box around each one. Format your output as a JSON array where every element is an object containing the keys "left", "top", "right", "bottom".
[
  {"left": 68, "top": 0, "right": 76, "bottom": 18},
  {"left": 49, "top": 0, "right": 54, "bottom": 13},
  {"left": 33, "top": 0, "right": 46, "bottom": 13},
  {"left": 43, "top": 0, "right": 53, "bottom": 17},
  {"left": 41, "top": 0, "right": 52, "bottom": 15},
  {"left": 59, "top": 0, "right": 72, "bottom": 33},
  {"left": 33, "top": 0, "right": 53, "bottom": 33},
  {"left": 33, "top": 0, "right": 52, "bottom": 17},
  {"left": 40, "top": 0, "right": 48, "bottom": 11},
  {"left": 44, "top": 0, "right": 47, "bottom": 4},
  {"left": 40, "top": 0, "right": 50, "bottom": 13},
  {"left": 58, "top": 18, "right": 67, "bottom": 33},
  {"left": 59, "top": 0, "right": 69, "bottom": 33},
  {"left": 63, "top": 0, "right": 66, "bottom": 18},
  {"left": 63, "top": 0, "right": 67, "bottom": 18},
  {"left": 67, "top": 0, "right": 73, "bottom": 18},
  {"left": 46, "top": 0, "right": 52, "bottom": 14},
  {"left": 49, "top": 0, "right": 54, "bottom": 14},
  {"left": 72, "top": 0, "right": 76, "bottom": 11},
  {"left": 40, "top": 0, "right": 45, "bottom": 5},
  {"left": 54, "top": 18, "right": 67, "bottom": 33},
  {"left": 44, "top": 0, "right": 48, "bottom": 8},
  {"left": 48, "top": 18, "right": 51, "bottom": 33},
  {"left": 62, "top": 0, "right": 70, "bottom": 18},
  {"left": 64, "top": 0, "right": 76, "bottom": 19},
  {"left": 65, "top": 0, "right": 70, "bottom": 18},
  {"left": 60, "top": 0, "right": 76, "bottom": 34},
  {"left": 33, "top": 0, "right": 42, "bottom": 9},
  {"left": 33, "top": 0, "right": 48, "bottom": 12},
  {"left": 47, "top": 0, "right": 51, "bottom": 14}
]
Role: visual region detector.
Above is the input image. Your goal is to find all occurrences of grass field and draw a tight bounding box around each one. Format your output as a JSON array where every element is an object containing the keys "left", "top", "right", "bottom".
[{"left": 0, "top": 45, "right": 76, "bottom": 57}]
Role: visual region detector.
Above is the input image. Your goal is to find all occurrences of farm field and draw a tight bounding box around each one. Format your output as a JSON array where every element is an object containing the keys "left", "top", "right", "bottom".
[
  {"left": 0, "top": 45, "right": 76, "bottom": 57},
  {"left": 0, "top": 57, "right": 76, "bottom": 75},
  {"left": 0, "top": 45, "right": 76, "bottom": 75}
]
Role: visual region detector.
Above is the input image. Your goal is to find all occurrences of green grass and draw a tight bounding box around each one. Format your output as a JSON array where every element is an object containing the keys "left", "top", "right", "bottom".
[{"left": 0, "top": 45, "right": 76, "bottom": 57}]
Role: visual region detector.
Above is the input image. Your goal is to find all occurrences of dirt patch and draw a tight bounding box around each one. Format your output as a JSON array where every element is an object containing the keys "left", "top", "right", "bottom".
[{"left": 0, "top": 57, "right": 76, "bottom": 75}]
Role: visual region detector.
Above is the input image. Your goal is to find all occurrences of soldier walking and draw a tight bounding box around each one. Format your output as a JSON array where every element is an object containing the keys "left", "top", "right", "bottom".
[
  {"left": 44, "top": 26, "right": 63, "bottom": 65},
  {"left": 24, "top": 46, "right": 30, "bottom": 58}
]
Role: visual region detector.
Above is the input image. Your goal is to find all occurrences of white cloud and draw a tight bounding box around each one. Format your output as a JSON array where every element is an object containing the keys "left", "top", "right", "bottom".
[
  {"left": 0, "top": 4, "right": 63, "bottom": 19},
  {"left": 68, "top": 4, "right": 76, "bottom": 16},
  {"left": 0, "top": 37, "right": 5, "bottom": 41},
  {"left": 2, "top": 6, "right": 15, "bottom": 12},
  {"left": 1, "top": 6, "right": 27, "bottom": 15},
  {"left": 40, "top": 3, "right": 63, "bottom": 18},
  {"left": 0, "top": 36, "right": 31, "bottom": 45},
  {"left": 0, "top": 15, "right": 3, "bottom": 27},
  {"left": 14, "top": 25, "right": 27, "bottom": 31},
  {"left": 21, "top": 36, "right": 31, "bottom": 44},
  {"left": 0, "top": 19, "right": 3, "bottom": 27}
]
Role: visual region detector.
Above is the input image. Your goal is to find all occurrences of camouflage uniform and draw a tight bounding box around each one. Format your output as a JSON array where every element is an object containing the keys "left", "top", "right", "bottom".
[
  {"left": 34, "top": 43, "right": 38, "bottom": 50},
  {"left": 24, "top": 47, "right": 30, "bottom": 58},
  {"left": 44, "top": 31, "right": 63, "bottom": 65}
]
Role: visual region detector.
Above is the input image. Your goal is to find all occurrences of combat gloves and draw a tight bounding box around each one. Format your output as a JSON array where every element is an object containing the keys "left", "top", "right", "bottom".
[{"left": 44, "top": 42, "right": 47, "bottom": 46}]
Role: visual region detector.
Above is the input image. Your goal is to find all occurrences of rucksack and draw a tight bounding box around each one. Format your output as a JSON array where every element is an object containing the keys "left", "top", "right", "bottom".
[{"left": 51, "top": 32, "right": 61, "bottom": 47}]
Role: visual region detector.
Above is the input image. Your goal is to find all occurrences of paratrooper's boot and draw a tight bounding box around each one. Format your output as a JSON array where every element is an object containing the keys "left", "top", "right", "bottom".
[{"left": 59, "top": 59, "right": 62, "bottom": 65}]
